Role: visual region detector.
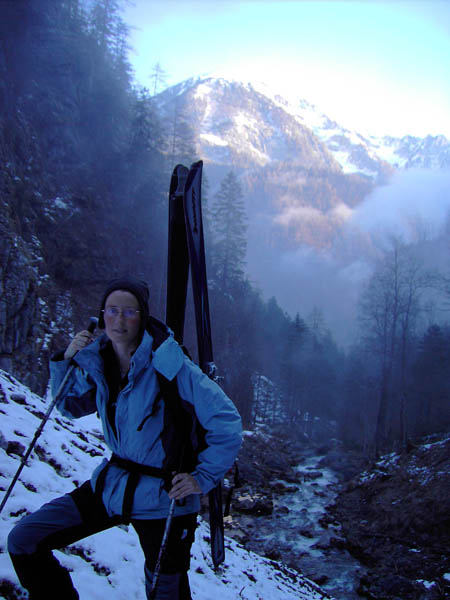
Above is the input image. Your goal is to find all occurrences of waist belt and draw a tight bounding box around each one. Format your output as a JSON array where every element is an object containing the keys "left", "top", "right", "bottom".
[{"left": 94, "top": 454, "right": 173, "bottom": 524}]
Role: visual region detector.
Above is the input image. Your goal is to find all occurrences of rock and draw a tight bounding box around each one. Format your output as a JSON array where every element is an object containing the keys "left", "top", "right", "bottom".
[
  {"left": 0, "top": 387, "right": 7, "bottom": 403},
  {"left": 311, "top": 574, "right": 329, "bottom": 586},
  {"left": 10, "top": 393, "right": 26, "bottom": 405},
  {"left": 264, "top": 548, "right": 281, "bottom": 561},
  {"left": 275, "top": 505, "right": 289, "bottom": 515},
  {"left": 235, "top": 495, "right": 273, "bottom": 516},
  {"left": 329, "top": 536, "right": 347, "bottom": 549},
  {"left": 313, "top": 540, "right": 330, "bottom": 551},
  {"left": 299, "top": 528, "right": 315, "bottom": 539},
  {"left": 303, "top": 470, "right": 323, "bottom": 481},
  {"left": 6, "top": 440, "right": 26, "bottom": 457},
  {"left": 272, "top": 481, "right": 298, "bottom": 493},
  {"left": 283, "top": 474, "right": 301, "bottom": 484},
  {"left": 238, "top": 430, "right": 303, "bottom": 488}
]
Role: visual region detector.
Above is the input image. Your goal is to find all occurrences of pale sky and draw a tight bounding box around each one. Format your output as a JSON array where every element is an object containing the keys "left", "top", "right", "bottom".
[{"left": 123, "top": 1, "right": 450, "bottom": 139}]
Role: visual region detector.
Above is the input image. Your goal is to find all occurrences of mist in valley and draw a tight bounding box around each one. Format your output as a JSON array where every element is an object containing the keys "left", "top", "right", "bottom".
[{"left": 246, "top": 169, "right": 450, "bottom": 348}]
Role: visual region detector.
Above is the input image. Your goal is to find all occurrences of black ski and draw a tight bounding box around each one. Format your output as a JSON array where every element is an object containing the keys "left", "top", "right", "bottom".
[
  {"left": 182, "top": 161, "right": 215, "bottom": 378},
  {"left": 166, "top": 161, "right": 225, "bottom": 569},
  {"left": 166, "top": 164, "right": 190, "bottom": 343},
  {"left": 183, "top": 161, "right": 225, "bottom": 569}
]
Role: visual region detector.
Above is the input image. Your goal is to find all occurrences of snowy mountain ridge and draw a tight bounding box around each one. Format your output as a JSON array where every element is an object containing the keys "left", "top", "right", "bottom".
[
  {"left": 248, "top": 79, "right": 450, "bottom": 175},
  {"left": 0, "top": 369, "right": 331, "bottom": 600},
  {"left": 158, "top": 76, "right": 450, "bottom": 181}
]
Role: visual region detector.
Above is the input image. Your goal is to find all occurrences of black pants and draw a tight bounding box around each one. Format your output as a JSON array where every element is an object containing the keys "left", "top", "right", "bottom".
[{"left": 7, "top": 481, "right": 197, "bottom": 600}]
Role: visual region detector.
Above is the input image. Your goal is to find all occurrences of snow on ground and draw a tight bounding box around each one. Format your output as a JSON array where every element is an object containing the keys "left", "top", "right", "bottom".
[
  {"left": 359, "top": 435, "right": 450, "bottom": 486},
  {"left": 0, "top": 370, "right": 331, "bottom": 599}
]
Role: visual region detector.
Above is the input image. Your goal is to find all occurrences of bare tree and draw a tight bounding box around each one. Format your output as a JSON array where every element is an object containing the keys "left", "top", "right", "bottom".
[{"left": 359, "top": 238, "right": 428, "bottom": 455}]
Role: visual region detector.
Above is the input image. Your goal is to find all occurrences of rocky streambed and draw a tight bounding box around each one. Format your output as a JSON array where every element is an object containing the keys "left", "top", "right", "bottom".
[
  {"left": 219, "top": 429, "right": 450, "bottom": 600},
  {"left": 220, "top": 430, "right": 367, "bottom": 599}
]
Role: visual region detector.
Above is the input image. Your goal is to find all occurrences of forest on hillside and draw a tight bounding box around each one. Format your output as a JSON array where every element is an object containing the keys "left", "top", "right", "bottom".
[{"left": 1, "top": 0, "right": 450, "bottom": 458}]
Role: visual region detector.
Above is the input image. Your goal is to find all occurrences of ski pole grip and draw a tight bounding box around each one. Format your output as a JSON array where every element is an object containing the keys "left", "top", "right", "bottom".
[{"left": 87, "top": 317, "right": 98, "bottom": 334}]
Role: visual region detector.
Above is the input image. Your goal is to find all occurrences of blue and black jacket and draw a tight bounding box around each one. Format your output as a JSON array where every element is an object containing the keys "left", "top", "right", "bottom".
[{"left": 50, "top": 326, "right": 242, "bottom": 521}]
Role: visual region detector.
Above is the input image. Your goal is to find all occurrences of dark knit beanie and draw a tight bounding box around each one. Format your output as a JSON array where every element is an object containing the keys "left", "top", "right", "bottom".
[{"left": 98, "top": 276, "right": 150, "bottom": 331}]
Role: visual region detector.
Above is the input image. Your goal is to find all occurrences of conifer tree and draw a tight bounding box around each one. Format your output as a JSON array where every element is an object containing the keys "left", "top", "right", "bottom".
[
  {"left": 280, "top": 313, "right": 307, "bottom": 423},
  {"left": 211, "top": 171, "right": 248, "bottom": 292},
  {"left": 150, "top": 62, "right": 167, "bottom": 96},
  {"left": 89, "top": 0, "right": 130, "bottom": 55}
]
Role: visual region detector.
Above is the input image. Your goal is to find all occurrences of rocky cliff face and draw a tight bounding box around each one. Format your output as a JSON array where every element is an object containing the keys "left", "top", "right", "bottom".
[
  {"left": 0, "top": 195, "right": 81, "bottom": 394},
  {"left": 0, "top": 140, "right": 52, "bottom": 392},
  {"left": 0, "top": 128, "right": 100, "bottom": 394},
  {"left": 0, "top": 215, "right": 38, "bottom": 378}
]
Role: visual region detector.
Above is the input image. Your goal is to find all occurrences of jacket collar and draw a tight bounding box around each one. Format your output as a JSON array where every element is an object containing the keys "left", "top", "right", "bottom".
[
  {"left": 73, "top": 329, "right": 184, "bottom": 382},
  {"left": 75, "top": 331, "right": 153, "bottom": 382}
]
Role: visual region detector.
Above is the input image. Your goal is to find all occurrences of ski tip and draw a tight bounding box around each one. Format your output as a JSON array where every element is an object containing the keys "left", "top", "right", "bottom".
[
  {"left": 190, "top": 160, "right": 203, "bottom": 170},
  {"left": 170, "top": 164, "right": 189, "bottom": 197}
]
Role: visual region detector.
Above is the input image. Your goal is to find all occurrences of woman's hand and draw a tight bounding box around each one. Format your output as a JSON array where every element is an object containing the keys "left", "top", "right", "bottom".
[
  {"left": 64, "top": 330, "right": 95, "bottom": 360},
  {"left": 168, "top": 473, "right": 202, "bottom": 500}
]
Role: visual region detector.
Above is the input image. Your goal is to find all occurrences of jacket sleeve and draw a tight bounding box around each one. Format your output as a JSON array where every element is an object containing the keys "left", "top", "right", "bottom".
[
  {"left": 49, "top": 353, "right": 97, "bottom": 419},
  {"left": 176, "top": 357, "right": 243, "bottom": 494}
]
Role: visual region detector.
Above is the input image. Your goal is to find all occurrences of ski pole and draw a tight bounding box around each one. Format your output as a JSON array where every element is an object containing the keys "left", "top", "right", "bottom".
[
  {"left": 0, "top": 317, "right": 98, "bottom": 515},
  {"left": 149, "top": 496, "right": 176, "bottom": 599},
  {"left": 149, "top": 446, "right": 188, "bottom": 598}
]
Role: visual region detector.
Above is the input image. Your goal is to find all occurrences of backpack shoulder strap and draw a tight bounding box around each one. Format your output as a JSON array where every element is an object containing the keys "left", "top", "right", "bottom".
[
  {"left": 144, "top": 315, "right": 204, "bottom": 472},
  {"left": 146, "top": 315, "right": 192, "bottom": 359},
  {"left": 144, "top": 315, "right": 192, "bottom": 438},
  {"left": 146, "top": 315, "right": 170, "bottom": 350}
]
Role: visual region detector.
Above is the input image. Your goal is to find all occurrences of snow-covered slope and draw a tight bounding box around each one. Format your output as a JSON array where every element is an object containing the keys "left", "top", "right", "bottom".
[{"left": 0, "top": 370, "right": 331, "bottom": 599}]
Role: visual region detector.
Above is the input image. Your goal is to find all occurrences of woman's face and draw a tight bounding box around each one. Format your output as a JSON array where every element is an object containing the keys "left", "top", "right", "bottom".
[{"left": 104, "top": 290, "right": 141, "bottom": 347}]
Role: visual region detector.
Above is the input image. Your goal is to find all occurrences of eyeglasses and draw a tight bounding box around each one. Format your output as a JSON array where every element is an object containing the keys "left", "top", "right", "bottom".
[{"left": 102, "top": 307, "right": 141, "bottom": 319}]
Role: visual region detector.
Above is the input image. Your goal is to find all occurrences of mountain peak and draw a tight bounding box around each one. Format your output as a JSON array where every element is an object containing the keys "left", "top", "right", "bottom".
[
  {"left": 157, "top": 76, "right": 341, "bottom": 172},
  {"left": 158, "top": 76, "right": 450, "bottom": 178}
]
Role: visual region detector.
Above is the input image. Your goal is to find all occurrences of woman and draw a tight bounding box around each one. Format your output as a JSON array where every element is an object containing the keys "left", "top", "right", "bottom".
[{"left": 8, "top": 276, "right": 242, "bottom": 599}]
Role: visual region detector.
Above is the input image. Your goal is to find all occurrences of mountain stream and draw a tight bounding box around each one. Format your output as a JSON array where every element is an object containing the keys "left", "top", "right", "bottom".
[{"left": 228, "top": 451, "right": 366, "bottom": 599}]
